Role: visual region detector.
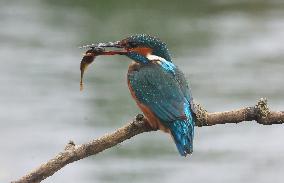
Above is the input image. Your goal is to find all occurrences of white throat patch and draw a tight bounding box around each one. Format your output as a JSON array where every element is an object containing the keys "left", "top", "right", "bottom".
[
  {"left": 146, "top": 54, "right": 176, "bottom": 74},
  {"left": 146, "top": 54, "right": 166, "bottom": 62}
]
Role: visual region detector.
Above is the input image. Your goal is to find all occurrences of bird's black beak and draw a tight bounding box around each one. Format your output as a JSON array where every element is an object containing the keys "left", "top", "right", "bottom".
[{"left": 81, "top": 41, "right": 128, "bottom": 56}]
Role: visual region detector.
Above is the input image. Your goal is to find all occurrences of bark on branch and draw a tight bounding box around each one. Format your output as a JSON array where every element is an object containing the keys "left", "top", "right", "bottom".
[{"left": 12, "top": 98, "right": 284, "bottom": 183}]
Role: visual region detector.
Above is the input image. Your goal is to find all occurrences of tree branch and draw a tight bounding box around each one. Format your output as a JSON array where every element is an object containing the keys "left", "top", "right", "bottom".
[{"left": 12, "top": 98, "right": 284, "bottom": 183}]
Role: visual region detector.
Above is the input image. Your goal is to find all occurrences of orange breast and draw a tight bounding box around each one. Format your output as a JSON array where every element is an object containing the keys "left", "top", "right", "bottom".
[{"left": 137, "top": 102, "right": 170, "bottom": 133}]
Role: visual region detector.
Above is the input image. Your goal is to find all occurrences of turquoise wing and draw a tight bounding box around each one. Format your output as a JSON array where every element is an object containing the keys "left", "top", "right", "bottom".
[{"left": 127, "top": 63, "right": 193, "bottom": 124}]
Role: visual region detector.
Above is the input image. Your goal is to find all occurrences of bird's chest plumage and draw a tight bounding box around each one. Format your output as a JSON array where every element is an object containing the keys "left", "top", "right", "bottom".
[{"left": 127, "top": 61, "right": 192, "bottom": 131}]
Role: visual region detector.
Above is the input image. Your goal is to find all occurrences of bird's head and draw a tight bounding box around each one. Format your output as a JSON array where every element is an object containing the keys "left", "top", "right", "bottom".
[{"left": 83, "top": 34, "right": 172, "bottom": 64}]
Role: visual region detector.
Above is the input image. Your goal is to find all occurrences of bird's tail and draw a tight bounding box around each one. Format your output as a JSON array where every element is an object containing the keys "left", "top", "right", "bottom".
[{"left": 169, "top": 119, "right": 194, "bottom": 156}]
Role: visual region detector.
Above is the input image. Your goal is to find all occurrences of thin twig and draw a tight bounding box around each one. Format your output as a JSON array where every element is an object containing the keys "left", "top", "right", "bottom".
[{"left": 12, "top": 98, "right": 284, "bottom": 183}]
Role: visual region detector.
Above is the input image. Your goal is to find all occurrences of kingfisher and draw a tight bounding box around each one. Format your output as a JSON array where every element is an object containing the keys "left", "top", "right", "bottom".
[{"left": 82, "top": 34, "right": 196, "bottom": 156}]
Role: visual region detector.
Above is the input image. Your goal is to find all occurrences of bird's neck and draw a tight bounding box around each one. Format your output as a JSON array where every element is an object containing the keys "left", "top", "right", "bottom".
[{"left": 128, "top": 61, "right": 142, "bottom": 72}]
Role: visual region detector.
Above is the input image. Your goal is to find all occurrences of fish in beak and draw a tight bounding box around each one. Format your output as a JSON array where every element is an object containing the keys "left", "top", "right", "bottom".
[{"left": 79, "top": 41, "right": 128, "bottom": 91}]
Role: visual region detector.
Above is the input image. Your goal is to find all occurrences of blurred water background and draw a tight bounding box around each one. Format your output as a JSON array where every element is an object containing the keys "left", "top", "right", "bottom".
[{"left": 0, "top": 0, "right": 284, "bottom": 182}]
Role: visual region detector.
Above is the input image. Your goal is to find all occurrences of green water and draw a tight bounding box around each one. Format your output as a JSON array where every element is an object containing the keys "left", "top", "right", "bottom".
[{"left": 1, "top": 0, "right": 284, "bottom": 182}]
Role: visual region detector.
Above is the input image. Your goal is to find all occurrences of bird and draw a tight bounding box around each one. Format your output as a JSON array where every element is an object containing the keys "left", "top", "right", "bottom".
[{"left": 83, "top": 34, "right": 196, "bottom": 156}]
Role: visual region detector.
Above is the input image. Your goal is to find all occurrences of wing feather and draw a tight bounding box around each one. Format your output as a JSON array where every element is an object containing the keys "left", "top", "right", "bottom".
[{"left": 128, "top": 63, "right": 191, "bottom": 124}]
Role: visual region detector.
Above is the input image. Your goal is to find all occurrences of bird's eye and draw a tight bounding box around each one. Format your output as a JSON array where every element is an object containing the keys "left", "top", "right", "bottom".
[{"left": 128, "top": 41, "right": 138, "bottom": 48}]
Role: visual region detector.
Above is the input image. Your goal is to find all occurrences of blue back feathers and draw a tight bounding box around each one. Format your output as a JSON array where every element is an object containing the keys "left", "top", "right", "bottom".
[
  {"left": 128, "top": 62, "right": 195, "bottom": 156},
  {"left": 158, "top": 60, "right": 176, "bottom": 75}
]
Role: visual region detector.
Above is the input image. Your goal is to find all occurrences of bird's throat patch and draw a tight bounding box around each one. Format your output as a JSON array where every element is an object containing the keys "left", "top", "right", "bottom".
[{"left": 146, "top": 54, "right": 176, "bottom": 74}]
